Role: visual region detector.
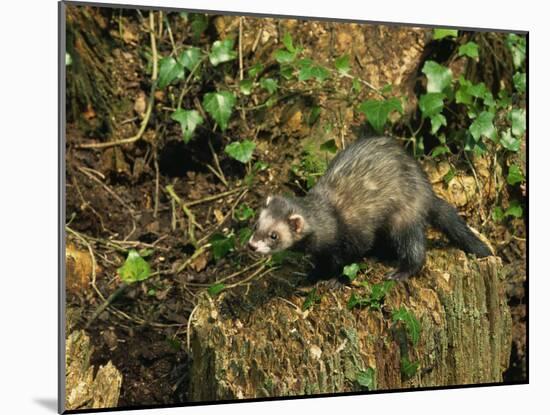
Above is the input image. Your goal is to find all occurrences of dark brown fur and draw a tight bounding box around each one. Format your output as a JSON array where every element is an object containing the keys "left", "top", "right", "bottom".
[{"left": 249, "top": 136, "right": 491, "bottom": 281}]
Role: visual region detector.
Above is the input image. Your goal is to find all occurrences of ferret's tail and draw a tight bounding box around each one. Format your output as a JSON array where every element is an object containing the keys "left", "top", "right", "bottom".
[{"left": 429, "top": 196, "right": 492, "bottom": 257}]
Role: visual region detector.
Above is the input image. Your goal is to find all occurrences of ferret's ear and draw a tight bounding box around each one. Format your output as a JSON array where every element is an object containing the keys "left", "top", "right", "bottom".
[
  {"left": 266, "top": 195, "right": 273, "bottom": 206},
  {"left": 288, "top": 214, "right": 305, "bottom": 234}
]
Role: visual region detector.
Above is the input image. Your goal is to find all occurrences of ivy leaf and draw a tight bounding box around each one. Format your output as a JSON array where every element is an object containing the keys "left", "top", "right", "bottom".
[
  {"left": 469, "top": 111, "right": 496, "bottom": 141},
  {"left": 225, "top": 140, "right": 256, "bottom": 163},
  {"left": 506, "top": 34, "right": 526, "bottom": 69},
  {"left": 505, "top": 201, "right": 523, "bottom": 218},
  {"left": 431, "top": 145, "right": 450, "bottom": 158},
  {"left": 356, "top": 368, "right": 376, "bottom": 390},
  {"left": 238, "top": 227, "right": 254, "bottom": 246},
  {"left": 419, "top": 93, "right": 445, "bottom": 118},
  {"left": 260, "top": 77, "right": 278, "bottom": 94},
  {"left": 248, "top": 63, "right": 264, "bottom": 78},
  {"left": 309, "top": 106, "right": 321, "bottom": 126},
  {"left": 240, "top": 79, "right": 253, "bottom": 95},
  {"left": 209, "top": 38, "right": 237, "bottom": 66},
  {"left": 118, "top": 249, "right": 151, "bottom": 284},
  {"left": 334, "top": 54, "right": 351, "bottom": 75},
  {"left": 303, "top": 288, "right": 321, "bottom": 311},
  {"left": 207, "top": 283, "right": 226, "bottom": 296},
  {"left": 282, "top": 32, "right": 296, "bottom": 52},
  {"left": 179, "top": 47, "right": 202, "bottom": 72},
  {"left": 279, "top": 65, "right": 294, "bottom": 80},
  {"left": 274, "top": 48, "right": 297, "bottom": 64},
  {"left": 492, "top": 206, "right": 505, "bottom": 222},
  {"left": 209, "top": 233, "right": 235, "bottom": 261},
  {"left": 510, "top": 108, "right": 526, "bottom": 137},
  {"left": 203, "top": 91, "right": 236, "bottom": 131},
  {"left": 392, "top": 307, "right": 421, "bottom": 346},
  {"left": 158, "top": 56, "right": 184, "bottom": 89},
  {"left": 513, "top": 72, "right": 526, "bottom": 93},
  {"left": 433, "top": 28, "right": 458, "bottom": 40},
  {"left": 458, "top": 41, "right": 479, "bottom": 58},
  {"left": 298, "top": 59, "right": 329, "bottom": 82},
  {"left": 400, "top": 356, "right": 419, "bottom": 380},
  {"left": 65, "top": 52, "right": 72, "bottom": 66},
  {"left": 358, "top": 98, "right": 403, "bottom": 134},
  {"left": 235, "top": 204, "right": 255, "bottom": 221},
  {"left": 430, "top": 113, "right": 447, "bottom": 134},
  {"left": 190, "top": 14, "right": 208, "bottom": 40},
  {"left": 507, "top": 164, "right": 524, "bottom": 185},
  {"left": 500, "top": 128, "right": 521, "bottom": 152},
  {"left": 422, "top": 61, "right": 452, "bottom": 93},
  {"left": 320, "top": 139, "right": 338, "bottom": 154},
  {"left": 342, "top": 263, "right": 360, "bottom": 281},
  {"left": 369, "top": 281, "right": 395, "bottom": 305},
  {"left": 171, "top": 109, "right": 204, "bottom": 143}
]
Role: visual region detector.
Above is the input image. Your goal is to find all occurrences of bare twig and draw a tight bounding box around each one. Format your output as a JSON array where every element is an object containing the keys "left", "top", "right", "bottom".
[
  {"left": 238, "top": 18, "right": 244, "bottom": 81},
  {"left": 207, "top": 140, "right": 228, "bottom": 187}
]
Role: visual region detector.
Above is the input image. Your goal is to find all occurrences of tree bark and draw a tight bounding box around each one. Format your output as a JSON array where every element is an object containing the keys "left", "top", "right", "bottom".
[{"left": 189, "top": 249, "right": 512, "bottom": 400}]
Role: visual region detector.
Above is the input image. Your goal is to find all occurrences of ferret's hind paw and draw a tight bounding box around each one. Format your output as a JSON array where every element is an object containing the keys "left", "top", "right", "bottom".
[{"left": 385, "top": 270, "right": 410, "bottom": 281}]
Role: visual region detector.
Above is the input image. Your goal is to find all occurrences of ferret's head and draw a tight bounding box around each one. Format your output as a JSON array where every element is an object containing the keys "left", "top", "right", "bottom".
[{"left": 248, "top": 195, "right": 306, "bottom": 254}]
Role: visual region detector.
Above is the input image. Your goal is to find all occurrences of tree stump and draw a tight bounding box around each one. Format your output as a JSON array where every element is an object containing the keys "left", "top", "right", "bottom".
[{"left": 189, "top": 249, "right": 512, "bottom": 400}]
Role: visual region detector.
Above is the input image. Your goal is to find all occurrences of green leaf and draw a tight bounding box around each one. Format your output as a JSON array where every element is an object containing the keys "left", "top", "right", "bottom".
[
  {"left": 433, "top": 28, "right": 458, "bottom": 40},
  {"left": 303, "top": 288, "right": 321, "bottom": 311},
  {"left": 510, "top": 108, "right": 526, "bottom": 137},
  {"left": 419, "top": 93, "right": 445, "bottom": 118},
  {"left": 238, "top": 227, "right": 253, "bottom": 246},
  {"left": 430, "top": 113, "right": 447, "bottom": 134},
  {"left": 209, "top": 233, "right": 235, "bottom": 261},
  {"left": 298, "top": 60, "right": 329, "bottom": 82},
  {"left": 190, "top": 14, "right": 208, "bottom": 40},
  {"left": 469, "top": 111, "right": 496, "bottom": 141},
  {"left": 513, "top": 72, "right": 526, "bottom": 93},
  {"left": 458, "top": 41, "right": 479, "bottom": 58},
  {"left": 506, "top": 34, "right": 526, "bottom": 69},
  {"left": 500, "top": 128, "right": 521, "bottom": 152},
  {"left": 274, "top": 49, "right": 296, "bottom": 64},
  {"left": 431, "top": 145, "right": 450, "bottom": 158},
  {"left": 260, "top": 77, "right": 278, "bottom": 94},
  {"left": 309, "top": 106, "right": 321, "bottom": 126},
  {"left": 443, "top": 167, "right": 456, "bottom": 184},
  {"left": 400, "top": 356, "right": 419, "bottom": 379},
  {"left": 369, "top": 281, "right": 395, "bottom": 307},
  {"left": 118, "top": 249, "right": 151, "bottom": 284},
  {"left": 358, "top": 98, "right": 403, "bottom": 133},
  {"left": 158, "top": 56, "right": 185, "bottom": 89},
  {"left": 203, "top": 91, "right": 236, "bottom": 131},
  {"left": 507, "top": 165, "right": 524, "bottom": 186},
  {"left": 334, "top": 54, "right": 351, "bottom": 75},
  {"left": 235, "top": 204, "right": 255, "bottom": 221},
  {"left": 239, "top": 79, "right": 253, "bottom": 95},
  {"left": 422, "top": 61, "right": 452, "bottom": 93},
  {"left": 356, "top": 368, "right": 376, "bottom": 390},
  {"left": 171, "top": 109, "right": 204, "bottom": 143},
  {"left": 208, "top": 283, "right": 226, "bottom": 296},
  {"left": 209, "top": 38, "right": 237, "bottom": 66},
  {"left": 505, "top": 201, "right": 523, "bottom": 218},
  {"left": 225, "top": 140, "right": 256, "bottom": 163},
  {"left": 282, "top": 32, "right": 296, "bottom": 52},
  {"left": 352, "top": 78, "right": 361, "bottom": 93},
  {"left": 65, "top": 52, "right": 72, "bottom": 66},
  {"left": 248, "top": 63, "right": 264, "bottom": 78},
  {"left": 342, "top": 263, "right": 360, "bottom": 281},
  {"left": 320, "top": 139, "right": 338, "bottom": 154},
  {"left": 492, "top": 206, "right": 505, "bottom": 222},
  {"left": 347, "top": 292, "right": 369, "bottom": 310},
  {"left": 392, "top": 307, "right": 421, "bottom": 346},
  {"left": 179, "top": 47, "right": 202, "bottom": 72},
  {"left": 279, "top": 65, "right": 294, "bottom": 80}
]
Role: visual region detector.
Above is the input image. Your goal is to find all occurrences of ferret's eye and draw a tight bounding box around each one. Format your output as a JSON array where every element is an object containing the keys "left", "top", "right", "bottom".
[{"left": 270, "top": 232, "right": 278, "bottom": 240}]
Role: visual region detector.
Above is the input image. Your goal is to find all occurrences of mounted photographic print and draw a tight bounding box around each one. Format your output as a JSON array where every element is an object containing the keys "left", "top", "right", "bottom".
[{"left": 59, "top": 1, "right": 528, "bottom": 412}]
